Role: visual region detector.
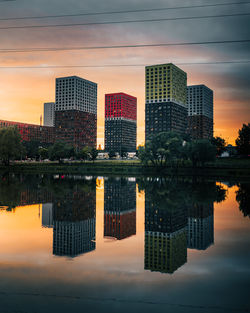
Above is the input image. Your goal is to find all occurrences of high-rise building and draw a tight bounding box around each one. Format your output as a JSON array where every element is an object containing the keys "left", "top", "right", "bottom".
[
  {"left": 187, "top": 85, "right": 213, "bottom": 139},
  {"left": 43, "top": 102, "right": 55, "bottom": 127},
  {"left": 54, "top": 76, "right": 97, "bottom": 149},
  {"left": 145, "top": 63, "right": 187, "bottom": 141},
  {"left": 105, "top": 92, "right": 137, "bottom": 153},
  {"left": 104, "top": 178, "right": 136, "bottom": 240}
]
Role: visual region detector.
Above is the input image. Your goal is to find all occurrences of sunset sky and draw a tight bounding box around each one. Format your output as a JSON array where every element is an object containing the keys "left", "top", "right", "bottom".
[{"left": 0, "top": 0, "right": 249, "bottom": 146}]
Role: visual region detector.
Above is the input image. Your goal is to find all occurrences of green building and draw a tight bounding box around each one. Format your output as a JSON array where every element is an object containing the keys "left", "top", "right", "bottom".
[
  {"left": 145, "top": 63, "right": 187, "bottom": 140},
  {"left": 144, "top": 229, "right": 187, "bottom": 274}
]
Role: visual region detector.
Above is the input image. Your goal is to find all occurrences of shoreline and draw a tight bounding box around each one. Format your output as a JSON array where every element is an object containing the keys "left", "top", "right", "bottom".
[{"left": 0, "top": 159, "right": 250, "bottom": 180}]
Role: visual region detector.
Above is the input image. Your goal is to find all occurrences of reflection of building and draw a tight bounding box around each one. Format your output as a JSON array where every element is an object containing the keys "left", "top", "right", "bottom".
[
  {"left": 44, "top": 102, "right": 55, "bottom": 127},
  {"left": 53, "top": 219, "right": 95, "bottom": 257},
  {"left": 0, "top": 120, "right": 54, "bottom": 144},
  {"left": 145, "top": 63, "right": 187, "bottom": 140},
  {"left": 104, "top": 178, "right": 136, "bottom": 240},
  {"left": 187, "top": 85, "right": 213, "bottom": 139},
  {"left": 105, "top": 93, "right": 137, "bottom": 153},
  {"left": 144, "top": 198, "right": 187, "bottom": 274},
  {"left": 188, "top": 203, "right": 214, "bottom": 250},
  {"left": 42, "top": 203, "right": 53, "bottom": 228},
  {"left": 55, "top": 76, "right": 97, "bottom": 149},
  {"left": 53, "top": 188, "right": 96, "bottom": 257}
]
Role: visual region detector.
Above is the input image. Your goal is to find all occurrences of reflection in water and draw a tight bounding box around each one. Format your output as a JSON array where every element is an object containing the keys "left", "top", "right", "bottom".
[
  {"left": 0, "top": 174, "right": 227, "bottom": 268},
  {"left": 138, "top": 178, "right": 225, "bottom": 274},
  {"left": 42, "top": 203, "right": 53, "bottom": 228},
  {"left": 104, "top": 177, "right": 136, "bottom": 240},
  {"left": 188, "top": 203, "right": 214, "bottom": 250},
  {"left": 52, "top": 178, "right": 96, "bottom": 257},
  {"left": 236, "top": 183, "right": 250, "bottom": 218}
]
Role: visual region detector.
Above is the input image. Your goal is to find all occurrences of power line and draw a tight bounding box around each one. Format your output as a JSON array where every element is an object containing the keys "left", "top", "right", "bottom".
[
  {"left": 0, "top": 1, "right": 249, "bottom": 21},
  {"left": 0, "top": 12, "right": 249, "bottom": 30},
  {"left": 0, "top": 60, "right": 249, "bottom": 69},
  {"left": 1, "top": 39, "right": 249, "bottom": 53}
]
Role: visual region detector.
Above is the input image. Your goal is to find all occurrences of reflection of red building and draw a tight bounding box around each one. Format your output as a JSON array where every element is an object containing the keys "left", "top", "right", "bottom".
[
  {"left": 0, "top": 120, "right": 54, "bottom": 144},
  {"left": 104, "top": 210, "right": 136, "bottom": 240}
]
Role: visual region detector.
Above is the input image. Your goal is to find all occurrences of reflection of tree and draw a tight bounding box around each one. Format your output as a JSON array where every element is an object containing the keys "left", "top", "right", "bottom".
[
  {"left": 137, "top": 177, "right": 227, "bottom": 206},
  {"left": 0, "top": 173, "right": 96, "bottom": 211},
  {"left": 236, "top": 183, "right": 250, "bottom": 218},
  {"left": 0, "top": 174, "right": 22, "bottom": 210}
]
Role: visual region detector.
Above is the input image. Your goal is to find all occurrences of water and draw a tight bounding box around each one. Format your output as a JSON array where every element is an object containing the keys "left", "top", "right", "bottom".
[{"left": 0, "top": 174, "right": 249, "bottom": 313}]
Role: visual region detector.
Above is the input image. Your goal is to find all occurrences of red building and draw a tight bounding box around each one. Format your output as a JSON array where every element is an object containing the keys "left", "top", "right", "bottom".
[
  {"left": 0, "top": 120, "right": 55, "bottom": 144},
  {"left": 105, "top": 93, "right": 137, "bottom": 120},
  {"left": 105, "top": 93, "right": 137, "bottom": 153},
  {"left": 104, "top": 210, "right": 136, "bottom": 240}
]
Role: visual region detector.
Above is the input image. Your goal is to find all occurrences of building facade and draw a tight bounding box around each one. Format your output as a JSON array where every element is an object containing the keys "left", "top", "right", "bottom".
[
  {"left": 105, "top": 93, "right": 137, "bottom": 153},
  {"left": 0, "top": 120, "right": 55, "bottom": 144},
  {"left": 145, "top": 63, "right": 187, "bottom": 141},
  {"left": 55, "top": 76, "right": 97, "bottom": 149},
  {"left": 187, "top": 85, "right": 213, "bottom": 139},
  {"left": 43, "top": 102, "right": 55, "bottom": 127}
]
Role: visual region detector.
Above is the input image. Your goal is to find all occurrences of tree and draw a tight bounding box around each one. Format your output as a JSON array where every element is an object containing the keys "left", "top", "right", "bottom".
[
  {"left": 138, "top": 145, "right": 150, "bottom": 165},
  {"left": 90, "top": 147, "right": 98, "bottom": 162},
  {"left": 108, "top": 150, "right": 116, "bottom": 159},
  {"left": 78, "top": 146, "right": 90, "bottom": 161},
  {"left": 38, "top": 147, "right": 49, "bottom": 160},
  {"left": 138, "top": 132, "right": 183, "bottom": 166},
  {"left": 235, "top": 123, "right": 250, "bottom": 156},
  {"left": 211, "top": 136, "right": 226, "bottom": 156},
  {"left": 22, "top": 140, "right": 40, "bottom": 159},
  {"left": 0, "top": 127, "right": 24, "bottom": 165},
  {"left": 188, "top": 140, "right": 216, "bottom": 167},
  {"left": 48, "top": 142, "right": 73, "bottom": 163},
  {"left": 121, "top": 147, "right": 128, "bottom": 159}
]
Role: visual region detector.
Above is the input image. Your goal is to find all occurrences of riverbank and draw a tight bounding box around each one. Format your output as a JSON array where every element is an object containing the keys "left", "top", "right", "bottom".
[{"left": 0, "top": 158, "right": 250, "bottom": 180}]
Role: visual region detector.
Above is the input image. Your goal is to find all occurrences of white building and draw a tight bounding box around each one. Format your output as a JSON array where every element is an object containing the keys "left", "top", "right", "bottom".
[
  {"left": 43, "top": 102, "right": 55, "bottom": 127},
  {"left": 187, "top": 85, "right": 213, "bottom": 119},
  {"left": 55, "top": 76, "right": 97, "bottom": 114}
]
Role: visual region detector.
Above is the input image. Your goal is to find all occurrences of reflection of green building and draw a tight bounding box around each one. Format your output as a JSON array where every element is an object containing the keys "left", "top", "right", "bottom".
[
  {"left": 145, "top": 229, "right": 187, "bottom": 274},
  {"left": 144, "top": 201, "right": 187, "bottom": 274}
]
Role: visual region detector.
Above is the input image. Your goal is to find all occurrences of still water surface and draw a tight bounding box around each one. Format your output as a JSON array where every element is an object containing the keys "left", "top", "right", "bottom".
[{"left": 0, "top": 174, "right": 249, "bottom": 313}]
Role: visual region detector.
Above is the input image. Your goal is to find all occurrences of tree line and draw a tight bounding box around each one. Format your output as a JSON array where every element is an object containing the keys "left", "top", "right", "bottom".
[
  {"left": 138, "top": 123, "right": 250, "bottom": 167},
  {"left": 0, "top": 123, "right": 249, "bottom": 165},
  {"left": 0, "top": 127, "right": 98, "bottom": 165}
]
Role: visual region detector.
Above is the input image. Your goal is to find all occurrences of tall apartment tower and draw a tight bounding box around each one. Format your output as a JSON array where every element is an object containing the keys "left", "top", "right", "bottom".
[
  {"left": 43, "top": 102, "right": 55, "bottom": 127},
  {"left": 105, "top": 92, "right": 137, "bottom": 153},
  {"left": 145, "top": 63, "right": 187, "bottom": 141},
  {"left": 187, "top": 85, "right": 213, "bottom": 139},
  {"left": 54, "top": 76, "right": 97, "bottom": 149}
]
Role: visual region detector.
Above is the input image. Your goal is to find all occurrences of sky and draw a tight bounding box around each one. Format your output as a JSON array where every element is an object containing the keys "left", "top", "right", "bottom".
[{"left": 0, "top": 0, "right": 249, "bottom": 146}]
